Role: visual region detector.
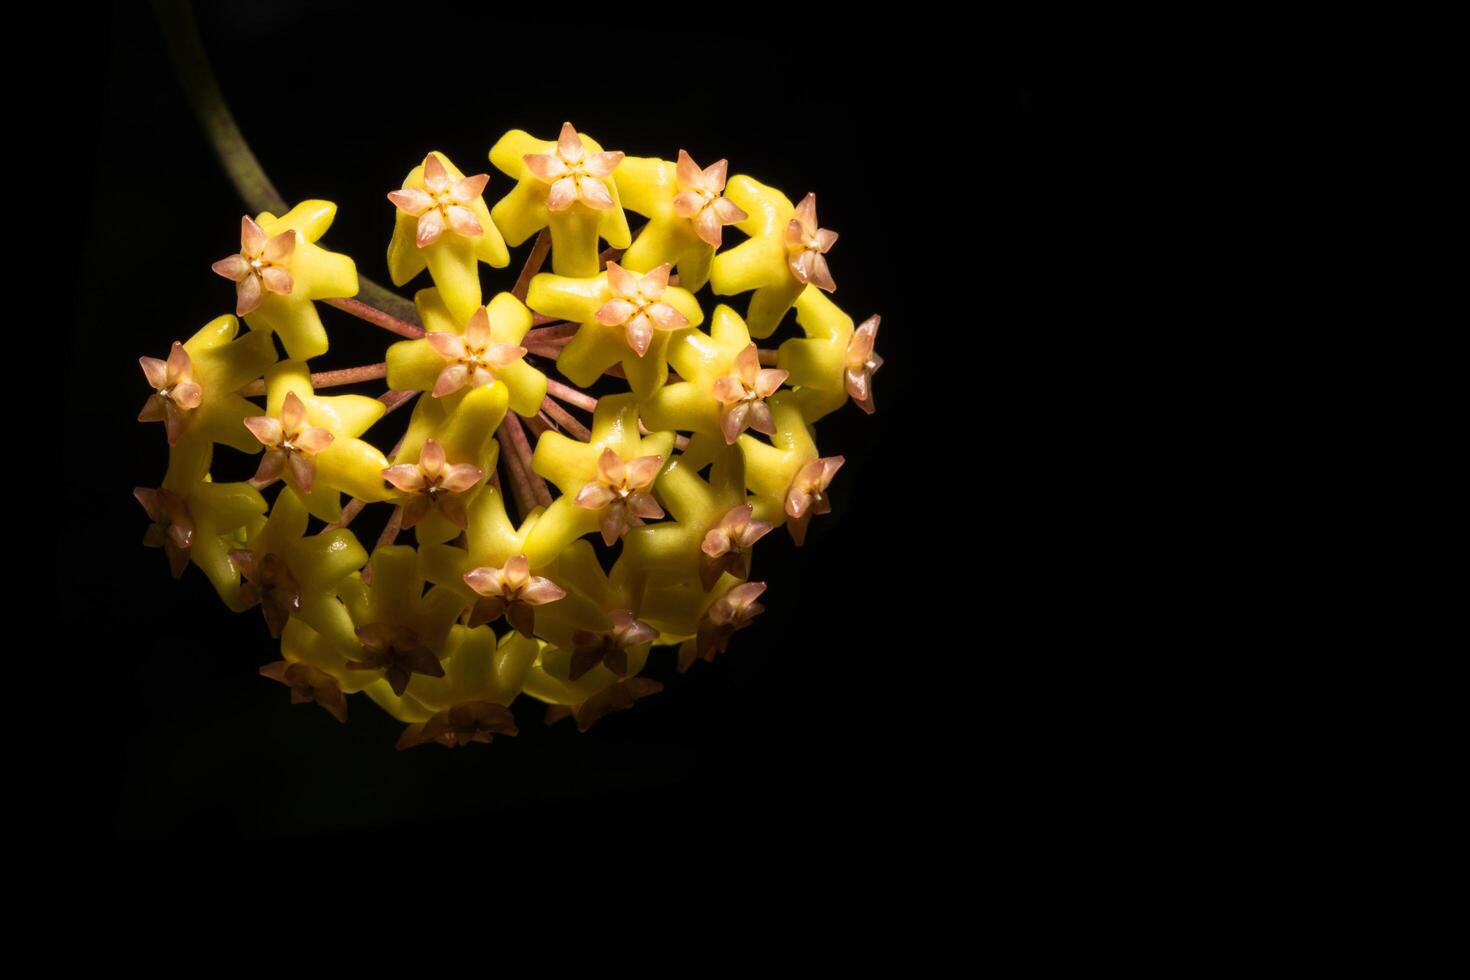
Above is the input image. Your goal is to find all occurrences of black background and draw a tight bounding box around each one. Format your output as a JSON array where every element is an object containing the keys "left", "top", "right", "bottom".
[{"left": 65, "top": 3, "right": 1054, "bottom": 851}]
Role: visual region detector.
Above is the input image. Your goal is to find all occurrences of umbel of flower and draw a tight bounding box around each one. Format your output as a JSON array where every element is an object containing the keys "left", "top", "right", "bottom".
[
  {"left": 134, "top": 118, "right": 885, "bottom": 749},
  {"left": 386, "top": 289, "right": 546, "bottom": 419},
  {"left": 138, "top": 313, "right": 277, "bottom": 450},
  {"left": 489, "top": 121, "right": 632, "bottom": 277},
  {"left": 526, "top": 261, "right": 703, "bottom": 399},
  {"left": 709, "top": 179, "right": 838, "bottom": 339},
  {"left": 210, "top": 201, "right": 359, "bottom": 361},
  {"left": 616, "top": 149, "right": 748, "bottom": 293},
  {"left": 387, "top": 151, "right": 509, "bottom": 325},
  {"left": 641, "top": 305, "right": 788, "bottom": 444}
]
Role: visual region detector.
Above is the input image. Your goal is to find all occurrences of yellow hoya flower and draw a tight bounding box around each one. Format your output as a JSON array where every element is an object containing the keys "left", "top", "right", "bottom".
[
  {"left": 420, "top": 484, "right": 542, "bottom": 598},
  {"left": 137, "top": 313, "right": 276, "bottom": 451},
  {"left": 386, "top": 151, "right": 510, "bottom": 325},
  {"left": 525, "top": 261, "right": 703, "bottom": 399},
  {"left": 640, "top": 304, "right": 790, "bottom": 444},
  {"left": 489, "top": 121, "right": 632, "bottom": 277},
  {"left": 385, "top": 288, "right": 546, "bottom": 418},
  {"left": 135, "top": 117, "right": 885, "bottom": 749},
  {"left": 520, "top": 539, "right": 658, "bottom": 692},
  {"left": 522, "top": 394, "right": 675, "bottom": 566},
  {"left": 775, "top": 285, "right": 869, "bottom": 424},
  {"left": 388, "top": 626, "right": 541, "bottom": 749},
  {"left": 273, "top": 611, "right": 534, "bottom": 743},
  {"left": 227, "top": 484, "right": 367, "bottom": 644},
  {"left": 633, "top": 573, "right": 768, "bottom": 673},
  {"left": 242, "top": 360, "right": 392, "bottom": 524},
  {"left": 541, "top": 676, "right": 664, "bottom": 733},
  {"left": 383, "top": 382, "right": 507, "bottom": 547},
  {"left": 210, "top": 201, "right": 358, "bottom": 361},
  {"left": 418, "top": 486, "right": 586, "bottom": 641},
  {"left": 622, "top": 436, "right": 774, "bottom": 591},
  {"left": 708, "top": 179, "right": 839, "bottom": 338},
  {"left": 737, "top": 392, "right": 846, "bottom": 546},
  {"left": 616, "top": 149, "right": 749, "bottom": 292},
  {"left": 335, "top": 545, "right": 468, "bottom": 701},
  {"left": 133, "top": 438, "right": 267, "bottom": 609}
]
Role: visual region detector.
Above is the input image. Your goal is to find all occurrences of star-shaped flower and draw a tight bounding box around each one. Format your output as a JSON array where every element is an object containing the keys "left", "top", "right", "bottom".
[
  {"left": 738, "top": 392, "right": 845, "bottom": 545},
  {"left": 242, "top": 360, "right": 393, "bottom": 523},
  {"left": 348, "top": 622, "right": 446, "bottom": 698},
  {"left": 386, "top": 152, "right": 510, "bottom": 325},
  {"left": 137, "top": 314, "right": 278, "bottom": 451},
  {"left": 542, "top": 676, "right": 663, "bottom": 733},
  {"left": 418, "top": 484, "right": 544, "bottom": 604},
  {"left": 678, "top": 581, "right": 767, "bottom": 672},
  {"left": 134, "top": 486, "right": 193, "bottom": 579},
  {"left": 210, "top": 200, "right": 358, "bottom": 360},
  {"left": 231, "top": 550, "right": 303, "bottom": 639},
  {"left": 673, "top": 151, "right": 749, "bottom": 249},
  {"left": 699, "top": 504, "right": 775, "bottom": 591},
  {"left": 523, "top": 394, "right": 675, "bottom": 566},
  {"left": 211, "top": 215, "right": 294, "bottom": 317},
  {"left": 522, "top": 121, "right": 625, "bottom": 212},
  {"left": 464, "top": 555, "right": 566, "bottom": 638},
  {"left": 844, "top": 315, "right": 882, "bottom": 414},
  {"left": 381, "top": 437, "right": 483, "bottom": 530},
  {"left": 713, "top": 344, "right": 788, "bottom": 443},
  {"left": 775, "top": 287, "right": 877, "bottom": 423},
  {"left": 424, "top": 307, "right": 527, "bottom": 398},
  {"left": 396, "top": 700, "right": 518, "bottom": 750},
  {"left": 784, "top": 193, "right": 838, "bottom": 292},
  {"left": 137, "top": 343, "right": 200, "bottom": 445},
  {"left": 782, "top": 456, "right": 845, "bottom": 546},
  {"left": 229, "top": 485, "right": 368, "bottom": 645},
  {"left": 386, "top": 623, "right": 543, "bottom": 723},
  {"left": 567, "top": 609, "right": 658, "bottom": 682},
  {"left": 622, "top": 438, "right": 764, "bottom": 590},
  {"left": 594, "top": 262, "right": 690, "bottom": 357},
  {"left": 244, "top": 391, "right": 335, "bottom": 494},
  {"left": 383, "top": 376, "right": 507, "bottom": 547},
  {"left": 641, "top": 304, "right": 787, "bottom": 443},
  {"left": 338, "top": 545, "right": 466, "bottom": 698},
  {"left": 259, "top": 659, "right": 348, "bottom": 723},
  {"left": 386, "top": 289, "right": 547, "bottom": 419},
  {"left": 525, "top": 263, "right": 703, "bottom": 398},
  {"left": 573, "top": 448, "right": 665, "bottom": 547},
  {"left": 707, "top": 176, "right": 816, "bottom": 338},
  {"left": 135, "top": 439, "right": 268, "bottom": 606},
  {"left": 617, "top": 149, "right": 748, "bottom": 292},
  {"left": 489, "top": 122, "right": 632, "bottom": 277},
  {"left": 389, "top": 153, "right": 490, "bottom": 246}
]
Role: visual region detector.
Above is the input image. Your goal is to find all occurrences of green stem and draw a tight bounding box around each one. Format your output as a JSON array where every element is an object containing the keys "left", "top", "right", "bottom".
[{"left": 151, "top": 0, "right": 422, "bottom": 328}]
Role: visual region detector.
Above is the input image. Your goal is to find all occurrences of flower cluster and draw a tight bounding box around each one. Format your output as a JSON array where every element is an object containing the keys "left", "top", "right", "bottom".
[{"left": 136, "top": 123, "right": 883, "bottom": 748}]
